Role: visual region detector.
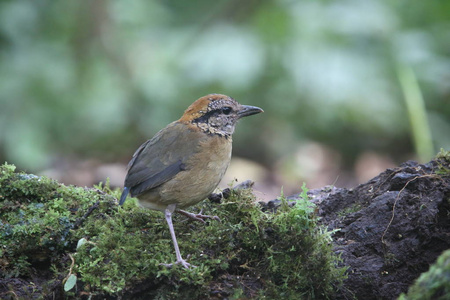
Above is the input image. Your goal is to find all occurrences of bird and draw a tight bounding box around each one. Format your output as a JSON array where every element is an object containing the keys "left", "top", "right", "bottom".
[{"left": 119, "top": 94, "right": 263, "bottom": 268}]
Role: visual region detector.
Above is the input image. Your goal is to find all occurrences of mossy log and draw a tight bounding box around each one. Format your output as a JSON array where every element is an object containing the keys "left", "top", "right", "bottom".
[{"left": 0, "top": 163, "right": 345, "bottom": 299}]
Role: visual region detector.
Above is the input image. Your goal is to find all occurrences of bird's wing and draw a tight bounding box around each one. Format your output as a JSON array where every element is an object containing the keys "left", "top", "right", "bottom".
[{"left": 124, "top": 122, "right": 201, "bottom": 197}]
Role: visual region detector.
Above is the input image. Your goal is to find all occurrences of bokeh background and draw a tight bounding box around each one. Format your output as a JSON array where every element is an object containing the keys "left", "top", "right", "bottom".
[{"left": 1, "top": 0, "right": 449, "bottom": 200}]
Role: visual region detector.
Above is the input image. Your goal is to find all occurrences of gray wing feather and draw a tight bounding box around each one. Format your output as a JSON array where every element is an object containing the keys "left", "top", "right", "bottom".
[
  {"left": 124, "top": 122, "right": 200, "bottom": 197},
  {"left": 129, "top": 160, "right": 185, "bottom": 196}
]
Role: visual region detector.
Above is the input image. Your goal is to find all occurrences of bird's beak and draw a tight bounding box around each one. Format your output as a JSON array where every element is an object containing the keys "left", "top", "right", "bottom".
[{"left": 238, "top": 105, "right": 264, "bottom": 118}]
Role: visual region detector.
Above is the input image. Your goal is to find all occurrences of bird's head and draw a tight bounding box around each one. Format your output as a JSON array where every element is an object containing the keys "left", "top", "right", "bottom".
[{"left": 179, "top": 94, "right": 263, "bottom": 137}]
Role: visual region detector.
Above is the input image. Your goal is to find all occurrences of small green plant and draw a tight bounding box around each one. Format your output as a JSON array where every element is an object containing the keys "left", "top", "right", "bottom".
[
  {"left": 337, "top": 202, "right": 362, "bottom": 218},
  {"left": 435, "top": 148, "right": 450, "bottom": 176}
]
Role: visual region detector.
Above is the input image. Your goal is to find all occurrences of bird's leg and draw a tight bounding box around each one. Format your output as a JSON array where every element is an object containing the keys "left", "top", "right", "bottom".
[
  {"left": 160, "top": 204, "right": 194, "bottom": 269},
  {"left": 177, "top": 209, "right": 221, "bottom": 223}
]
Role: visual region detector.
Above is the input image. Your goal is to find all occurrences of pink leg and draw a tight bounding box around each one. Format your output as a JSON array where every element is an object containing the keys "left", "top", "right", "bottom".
[{"left": 160, "top": 204, "right": 194, "bottom": 269}]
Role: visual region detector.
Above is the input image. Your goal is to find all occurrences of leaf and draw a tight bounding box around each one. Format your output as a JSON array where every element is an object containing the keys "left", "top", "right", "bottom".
[
  {"left": 64, "top": 274, "right": 77, "bottom": 291},
  {"left": 76, "top": 238, "right": 87, "bottom": 250}
]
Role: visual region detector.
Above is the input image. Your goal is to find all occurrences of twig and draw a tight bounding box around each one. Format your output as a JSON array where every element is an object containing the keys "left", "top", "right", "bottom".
[
  {"left": 381, "top": 174, "right": 438, "bottom": 247},
  {"left": 64, "top": 254, "right": 75, "bottom": 283},
  {"left": 3, "top": 291, "right": 19, "bottom": 300},
  {"left": 72, "top": 201, "right": 100, "bottom": 230}
]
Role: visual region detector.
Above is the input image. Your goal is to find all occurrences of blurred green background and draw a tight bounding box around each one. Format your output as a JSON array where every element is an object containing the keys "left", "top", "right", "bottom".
[{"left": 1, "top": 0, "right": 449, "bottom": 199}]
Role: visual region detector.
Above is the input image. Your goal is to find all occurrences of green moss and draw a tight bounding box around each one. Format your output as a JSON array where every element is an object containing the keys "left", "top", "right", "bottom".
[
  {"left": 398, "top": 249, "right": 450, "bottom": 300},
  {"left": 0, "top": 163, "right": 347, "bottom": 299},
  {"left": 436, "top": 148, "right": 450, "bottom": 176},
  {"left": 337, "top": 202, "right": 362, "bottom": 218},
  {"left": 0, "top": 163, "right": 98, "bottom": 277}
]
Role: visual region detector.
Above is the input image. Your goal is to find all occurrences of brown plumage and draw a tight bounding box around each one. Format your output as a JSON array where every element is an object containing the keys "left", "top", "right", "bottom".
[{"left": 119, "top": 94, "right": 263, "bottom": 268}]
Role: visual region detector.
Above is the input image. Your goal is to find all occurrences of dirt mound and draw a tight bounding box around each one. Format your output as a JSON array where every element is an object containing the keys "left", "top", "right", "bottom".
[{"left": 281, "top": 159, "right": 450, "bottom": 299}]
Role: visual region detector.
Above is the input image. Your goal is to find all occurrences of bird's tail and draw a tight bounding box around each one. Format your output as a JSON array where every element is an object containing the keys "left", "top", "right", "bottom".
[{"left": 119, "top": 187, "right": 129, "bottom": 206}]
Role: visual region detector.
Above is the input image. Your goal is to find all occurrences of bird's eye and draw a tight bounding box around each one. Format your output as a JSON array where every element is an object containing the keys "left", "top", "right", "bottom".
[{"left": 222, "top": 107, "right": 232, "bottom": 115}]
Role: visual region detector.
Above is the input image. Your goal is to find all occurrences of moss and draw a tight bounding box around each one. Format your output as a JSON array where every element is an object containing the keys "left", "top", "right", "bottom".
[
  {"left": 0, "top": 163, "right": 101, "bottom": 277},
  {"left": 337, "top": 202, "right": 362, "bottom": 218},
  {"left": 398, "top": 249, "right": 450, "bottom": 300},
  {"left": 0, "top": 163, "right": 347, "bottom": 299},
  {"left": 435, "top": 148, "right": 450, "bottom": 176}
]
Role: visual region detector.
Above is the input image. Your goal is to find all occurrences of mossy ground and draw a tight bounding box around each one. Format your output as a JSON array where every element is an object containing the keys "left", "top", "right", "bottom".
[{"left": 0, "top": 163, "right": 346, "bottom": 299}]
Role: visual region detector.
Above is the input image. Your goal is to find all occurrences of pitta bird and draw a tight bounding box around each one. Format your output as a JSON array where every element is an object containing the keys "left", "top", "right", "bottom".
[{"left": 119, "top": 94, "right": 263, "bottom": 268}]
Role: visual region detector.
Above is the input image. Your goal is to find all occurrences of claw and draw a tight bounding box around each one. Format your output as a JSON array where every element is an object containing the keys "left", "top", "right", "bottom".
[
  {"left": 160, "top": 258, "right": 196, "bottom": 269},
  {"left": 177, "top": 209, "right": 221, "bottom": 223}
]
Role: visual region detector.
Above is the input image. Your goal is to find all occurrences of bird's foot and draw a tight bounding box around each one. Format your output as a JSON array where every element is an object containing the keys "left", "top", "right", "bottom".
[
  {"left": 177, "top": 209, "right": 221, "bottom": 223},
  {"left": 160, "top": 258, "right": 195, "bottom": 269}
]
